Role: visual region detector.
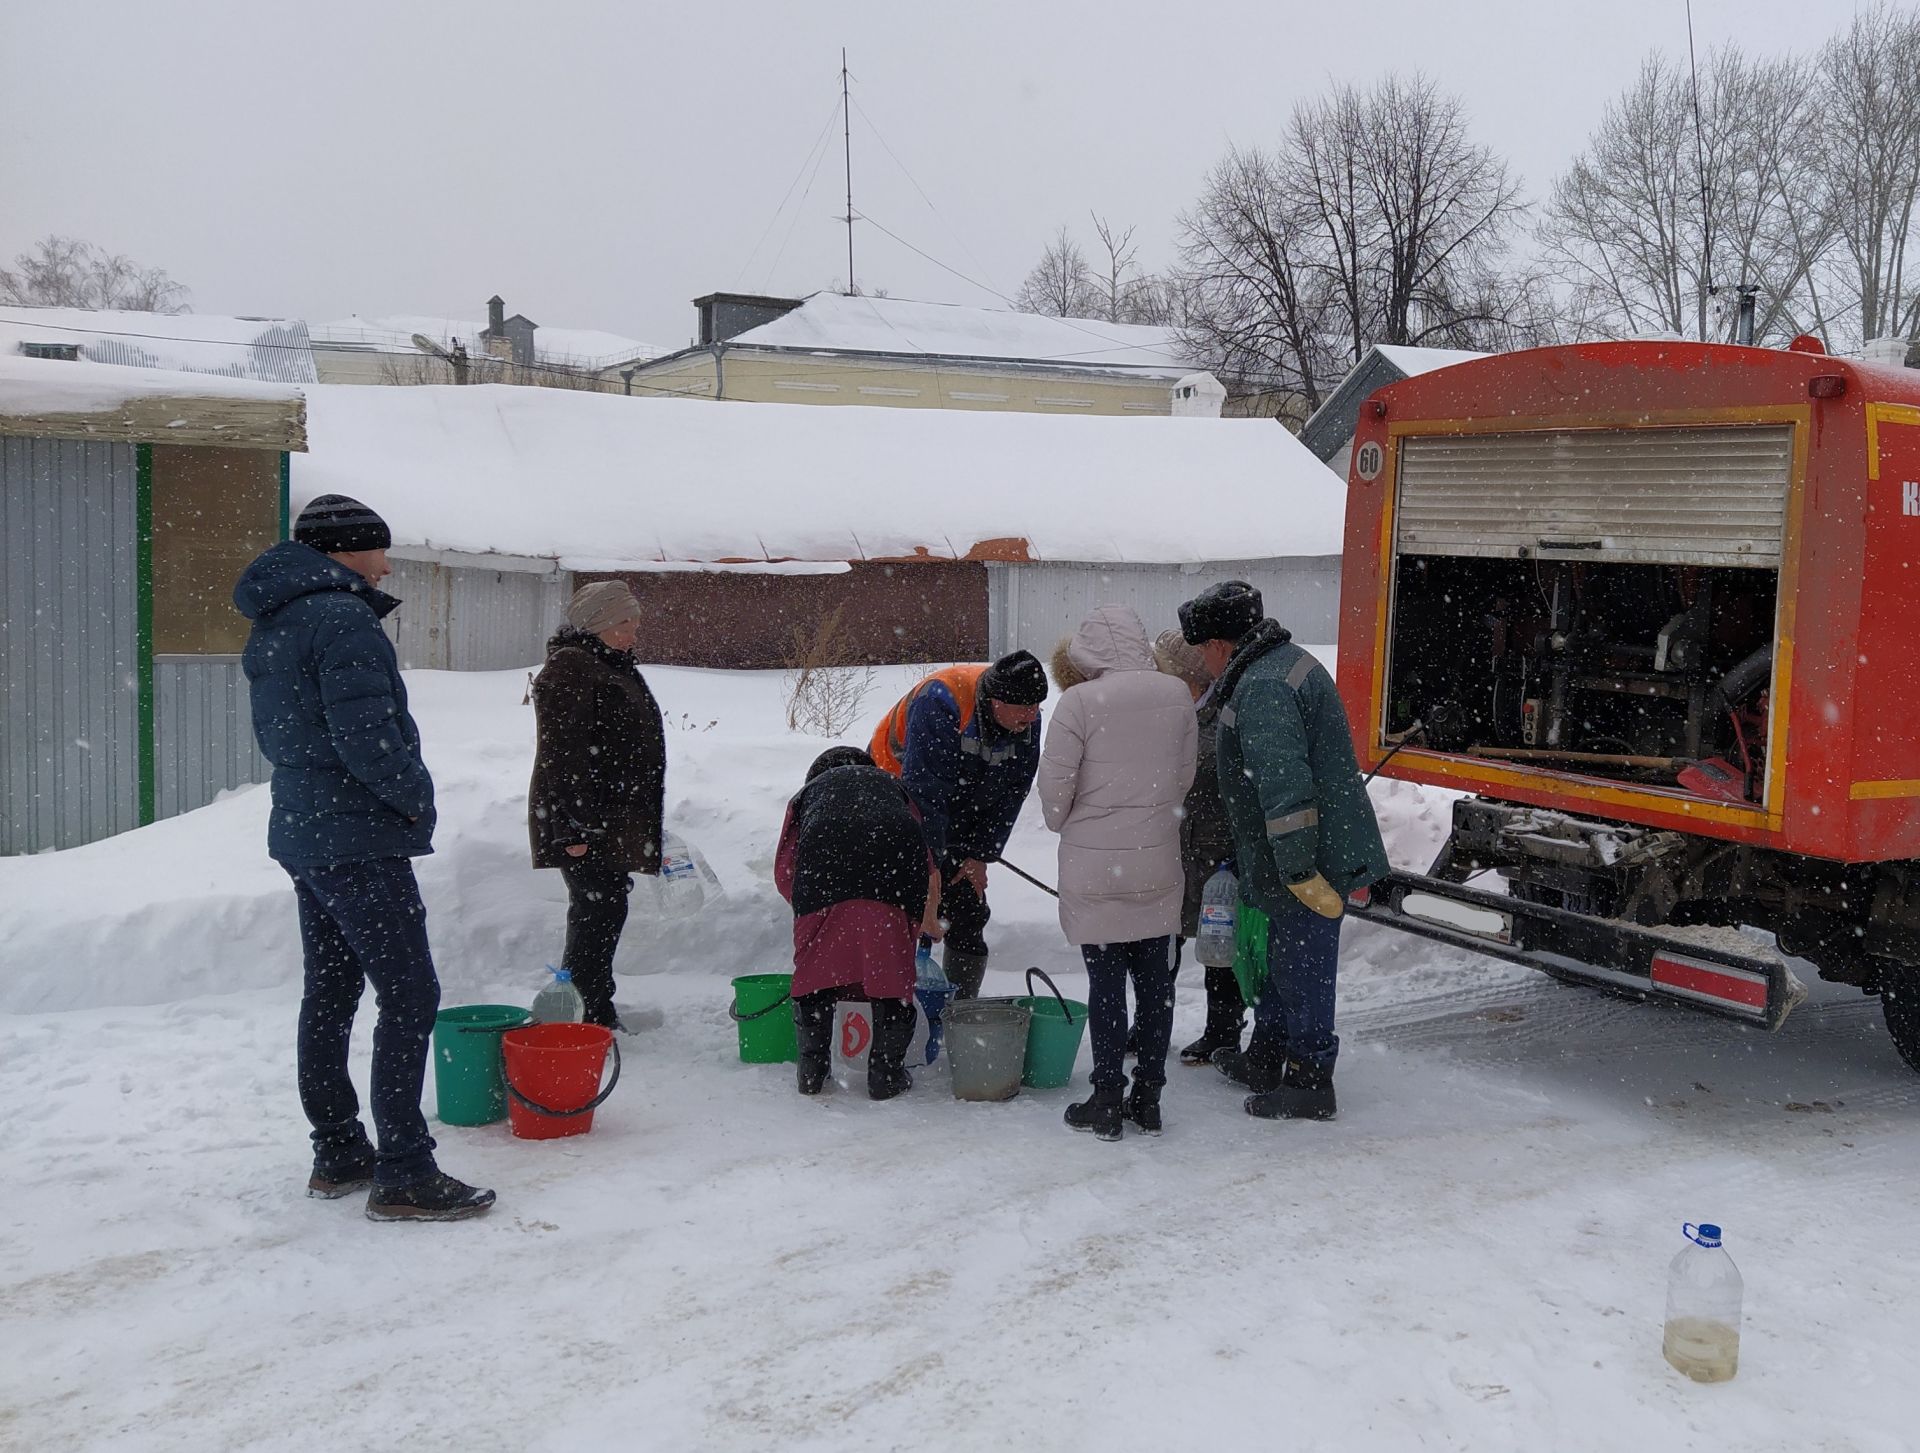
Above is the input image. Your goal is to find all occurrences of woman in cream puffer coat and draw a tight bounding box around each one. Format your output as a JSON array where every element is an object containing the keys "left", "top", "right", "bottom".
[{"left": 1038, "top": 604, "right": 1197, "bottom": 1139}]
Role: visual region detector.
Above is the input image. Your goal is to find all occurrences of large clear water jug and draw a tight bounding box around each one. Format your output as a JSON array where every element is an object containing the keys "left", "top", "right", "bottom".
[
  {"left": 531, "top": 966, "right": 585, "bottom": 1025},
  {"left": 1196, "top": 864, "right": 1238, "bottom": 967},
  {"left": 1664, "top": 1221, "right": 1743, "bottom": 1383}
]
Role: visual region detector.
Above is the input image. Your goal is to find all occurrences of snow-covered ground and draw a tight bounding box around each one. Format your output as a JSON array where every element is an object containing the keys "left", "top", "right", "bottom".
[{"left": 3, "top": 657, "right": 1916, "bottom": 1452}]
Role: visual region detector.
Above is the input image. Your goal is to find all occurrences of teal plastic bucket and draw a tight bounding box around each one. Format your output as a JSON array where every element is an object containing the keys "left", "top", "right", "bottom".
[
  {"left": 1016, "top": 968, "right": 1087, "bottom": 1089},
  {"left": 433, "top": 1003, "right": 533, "bottom": 1126}
]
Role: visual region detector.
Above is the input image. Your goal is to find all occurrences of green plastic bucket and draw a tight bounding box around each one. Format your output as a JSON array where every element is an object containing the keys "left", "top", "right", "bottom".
[
  {"left": 433, "top": 1003, "right": 533, "bottom": 1126},
  {"left": 1016, "top": 968, "right": 1087, "bottom": 1089},
  {"left": 730, "top": 973, "right": 797, "bottom": 1063}
]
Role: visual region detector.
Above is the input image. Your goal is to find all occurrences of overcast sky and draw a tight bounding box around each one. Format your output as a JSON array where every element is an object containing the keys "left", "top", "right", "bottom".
[{"left": 0, "top": 0, "right": 1880, "bottom": 351}]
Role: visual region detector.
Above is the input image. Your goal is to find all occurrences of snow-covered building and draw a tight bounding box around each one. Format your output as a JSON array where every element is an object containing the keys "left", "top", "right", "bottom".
[
  {"left": 1299, "top": 344, "right": 1486, "bottom": 478},
  {"left": 0, "top": 354, "right": 307, "bottom": 852},
  {"left": 0, "top": 306, "right": 319, "bottom": 384},
  {"left": 625, "top": 291, "right": 1216, "bottom": 418},
  {"left": 294, "top": 383, "right": 1343, "bottom": 672},
  {"left": 309, "top": 295, "right": 663, "bottom": 390}
]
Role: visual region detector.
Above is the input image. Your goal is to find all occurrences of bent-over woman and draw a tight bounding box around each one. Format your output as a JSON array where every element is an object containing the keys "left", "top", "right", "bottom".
[{"left": 775, "top": 746, "right": 944, "bottom": 1100}]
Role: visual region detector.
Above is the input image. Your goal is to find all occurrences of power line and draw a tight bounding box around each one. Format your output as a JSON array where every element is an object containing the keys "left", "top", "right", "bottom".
[
  {"left": 852, "top": 207, "right": 1214, "bottom": 374},
  {"left": 854, "top": 209, "right": 1012, "bottom": 305},
  {"left": 733, "top": 94, "right": 846, "bottom": 291},
  {"left": 762, "top": 108, "right": 842, "bottom": 293},
  {"left": 846, "top": 89, "right": 1006, "bottom": 303}
]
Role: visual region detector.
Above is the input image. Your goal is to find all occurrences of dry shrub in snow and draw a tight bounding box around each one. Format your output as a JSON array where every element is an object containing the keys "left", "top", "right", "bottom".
[{"left": 783, "top": 606, "right": 875, "bottom": 737}]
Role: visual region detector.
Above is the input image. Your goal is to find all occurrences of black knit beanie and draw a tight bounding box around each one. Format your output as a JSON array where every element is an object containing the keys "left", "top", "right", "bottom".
[
  {"left": 979, "top": 649, "right": 1049, "bottom": 707},
  {"left": 294, "top": 494, "right": 392, "bottom": 554},
  {"left": 1179, "top": 580, "right": 1264, "bottom": 645},
  {"left": 805, "top": 745, "right": 875, "bottom": 782}
]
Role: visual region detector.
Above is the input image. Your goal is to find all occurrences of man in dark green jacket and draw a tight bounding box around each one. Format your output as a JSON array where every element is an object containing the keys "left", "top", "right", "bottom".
[{"left": 1180, "top": 581, "right": 1388, "bottom": 1120}]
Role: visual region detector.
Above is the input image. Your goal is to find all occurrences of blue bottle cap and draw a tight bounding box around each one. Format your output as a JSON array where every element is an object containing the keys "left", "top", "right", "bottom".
[
  {"left": 1685, "top": 1222, "right": 1722, "bottom": 1247},
  {"left": 553, "top": 967, "right": 572, "bottom": 982}
]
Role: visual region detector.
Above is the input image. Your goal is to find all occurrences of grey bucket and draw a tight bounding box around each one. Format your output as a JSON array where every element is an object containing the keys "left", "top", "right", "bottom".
[{"left": 945, "top": 1000, "right": 1032, "bottom": 1102}]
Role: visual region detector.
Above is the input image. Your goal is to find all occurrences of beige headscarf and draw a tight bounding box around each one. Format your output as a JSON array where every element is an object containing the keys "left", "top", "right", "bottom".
[
  {"left": 1152, "top": 628, "right": 1212, "bottom": 690},
  {"left": 567, "top": 581, "right": 641, "bottom": 636}
]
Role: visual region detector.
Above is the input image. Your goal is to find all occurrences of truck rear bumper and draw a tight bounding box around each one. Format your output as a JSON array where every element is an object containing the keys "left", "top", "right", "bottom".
[{"left": 1347, "top": 870, "right": 1807, "bottom": 1031}]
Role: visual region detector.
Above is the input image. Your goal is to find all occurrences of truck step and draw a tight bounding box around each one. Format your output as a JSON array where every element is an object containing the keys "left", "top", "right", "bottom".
[{"left": 1347, "top": 871, "right": 1807, "bottom": 1031}]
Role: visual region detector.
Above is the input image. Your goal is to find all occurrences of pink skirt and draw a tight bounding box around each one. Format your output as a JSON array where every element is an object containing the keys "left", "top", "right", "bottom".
[{"left": 789, "top": 898, "right": 918, "bottom": 1000}]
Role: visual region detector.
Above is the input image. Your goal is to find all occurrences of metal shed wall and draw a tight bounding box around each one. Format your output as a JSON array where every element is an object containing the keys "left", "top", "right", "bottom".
[
  {"left": 154, "top": 657, "right": 267, "bottom": 821},
  {"left": 0, "top": 437, "right": 140, "bottom": 852},
  {"left": 986, "top": 557, "right": 1344, "bottom": 659},
  {"left": 383, "top": 557, "right": 571, "bottom": 672}
]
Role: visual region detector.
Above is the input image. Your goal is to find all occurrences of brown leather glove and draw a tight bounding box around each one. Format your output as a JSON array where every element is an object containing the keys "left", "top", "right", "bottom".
[{"left": 1288, "top": 872, "right": 1345, "bottom": 919}]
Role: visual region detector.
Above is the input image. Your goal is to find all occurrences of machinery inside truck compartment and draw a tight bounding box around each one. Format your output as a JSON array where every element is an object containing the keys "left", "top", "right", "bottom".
[
  {"left": 1380, "top": 423, "right": 1793, "bottom": 804},
  {"left": 1384, "top": 556, "right": 1779, "bottom": 800}
]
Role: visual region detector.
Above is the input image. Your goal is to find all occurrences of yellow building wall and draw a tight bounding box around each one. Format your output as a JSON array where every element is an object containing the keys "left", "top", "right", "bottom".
[{"left": 624, "top": 349, "right": 1175, "bottom": 415}]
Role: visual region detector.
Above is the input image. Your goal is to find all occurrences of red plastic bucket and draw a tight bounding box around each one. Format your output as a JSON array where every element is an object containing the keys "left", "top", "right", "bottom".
[{"left": 501, "top": 1023, "right": 620, "bottom": 1141}]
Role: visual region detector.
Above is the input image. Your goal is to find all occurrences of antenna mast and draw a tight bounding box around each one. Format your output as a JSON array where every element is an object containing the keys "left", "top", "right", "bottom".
[
  {"left": 1685, "top": 0, "right": 1717, "bottom": 339},
  {"left": 842, "top": 49, "right": 855, "bottom": 296}
]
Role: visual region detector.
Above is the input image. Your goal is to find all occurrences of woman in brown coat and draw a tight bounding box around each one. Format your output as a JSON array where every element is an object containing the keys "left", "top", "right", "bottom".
[{"left": 528, "top": 582, "right": 666, "bottom": 1029}]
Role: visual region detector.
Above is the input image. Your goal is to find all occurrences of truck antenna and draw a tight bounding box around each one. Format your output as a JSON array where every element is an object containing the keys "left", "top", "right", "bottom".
[{"left": 1685, "top": 0, "right": 1719, "bottom": 340}]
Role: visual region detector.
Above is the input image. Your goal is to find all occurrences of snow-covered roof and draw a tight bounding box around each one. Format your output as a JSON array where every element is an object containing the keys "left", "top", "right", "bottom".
[
  {"left": 294, "top": 384, "right": 1342, "bottom": 568},
  {"left": 309, "top": 315, "right": 663, "bottom": 370},
  {"left": 1370, "top": 344, "right": 1487, "bottom": 377},
  {"left": 0, "top": 353, "right": 307, "bottom": 450},
  {"left": 0, "top": 306, "right": 317, "bottom": 383},
  {"left": 1299, "top": 343, "right": 1488, "bottom": 464},
  {"left": 727, "top": 293, "right": 1193, "bottom": 376}
]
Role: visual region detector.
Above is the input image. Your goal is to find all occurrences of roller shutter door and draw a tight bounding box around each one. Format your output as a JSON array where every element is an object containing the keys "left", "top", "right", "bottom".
[{"left": 1395, "top": 425, "right": 1794, "bottom": 567}]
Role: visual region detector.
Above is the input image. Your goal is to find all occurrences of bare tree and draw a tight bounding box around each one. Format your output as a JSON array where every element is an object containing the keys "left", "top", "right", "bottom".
[
  {"left": 1176, "top": 144, "right": 1343, "bottom": 414},
  {"left": 1366, "top": 76, "right": 1530, "bottom": 348},
  {"left": 1087, "top": 213, "right": 1175, "bottom": 324},
  {"left": 1541, "top": 50, "right": 1832, "bottom": 345},
  {"left": 0, "top": 235, "right": 188, "bottom": 312},
  {"left": 1286, "top": 75, "right": 1529, "bottom": 354},
  {"left": 1176, "top": 73, "right": 1531, "bottom": 416},
  {"left": 1815, "top": 3, "right": 1920, "bottom": 345},
  {"left": 1014, "top": 226, "right": 1099, "bottom": 317}
]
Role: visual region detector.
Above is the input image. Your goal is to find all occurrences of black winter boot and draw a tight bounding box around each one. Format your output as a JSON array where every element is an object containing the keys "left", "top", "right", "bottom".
[
  {"left": 793, "top": 992, "right": 835, "bottom": 1095},
  {"left": 1123, "top": 1076, "right": 1163, "bottom": 1136},
  {"left": 1245, "top": 1059, "right": 1337, "bottom": 1122},
  {"left": 942, "top": 948, "right": 988, "bottom": 1001},
  {"left": 1065, "top": 1086, "right": 1125, "bottom": 1141},
  {"left": 1212, "top": 1042, "right": 1284, "bottom": 1094},
  {"left": 307, "top": 1158, "right": 375, "bottom": 1200},
  {"left": 364, "top": 1171, "right": 496, "bottom": 1223},
  {"left": 867, "top": 998, "right": 917, "bottom": 1101},
  {"left": 1180, "top": 967, "right": 1247, "bottom": 1065}
]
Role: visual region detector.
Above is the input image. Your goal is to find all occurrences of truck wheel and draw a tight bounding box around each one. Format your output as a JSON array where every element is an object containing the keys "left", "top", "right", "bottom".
[{"left": 1882, "top": 972, "right": 1920, "bottom": 1076}]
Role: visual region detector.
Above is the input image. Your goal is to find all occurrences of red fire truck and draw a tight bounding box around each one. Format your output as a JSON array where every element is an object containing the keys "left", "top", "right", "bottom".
[{"left": 1337, "top": 339, "right": 1920, "bottom": 1074}]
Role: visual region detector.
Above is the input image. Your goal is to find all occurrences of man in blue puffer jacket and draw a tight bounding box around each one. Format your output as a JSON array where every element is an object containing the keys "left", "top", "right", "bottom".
[{"left": 234, "top": 494, "right": 493, "bottom": 1222}]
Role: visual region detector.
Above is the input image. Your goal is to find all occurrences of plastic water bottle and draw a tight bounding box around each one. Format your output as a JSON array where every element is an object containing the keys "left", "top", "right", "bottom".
[
  {"left": 1197, "top": 864, "right": 1238, "bottom": 967},
  {"left": 915, "top": 942, "right": 951, "bottom": 990},
  {"left": 1663, "top": 1222, "right": 1743, "bottom": 1382},
  {"left": 914, "top": 942, "right": 953, "bottom": 1065},
  {"left": 531, "top": 966, "right": 585, "bottom": 1025}
]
